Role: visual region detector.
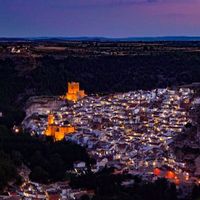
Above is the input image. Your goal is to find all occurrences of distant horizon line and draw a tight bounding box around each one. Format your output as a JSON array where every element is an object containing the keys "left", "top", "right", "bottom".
[{"left": 1, "top": 36, "right": 200, "bottom": 42}]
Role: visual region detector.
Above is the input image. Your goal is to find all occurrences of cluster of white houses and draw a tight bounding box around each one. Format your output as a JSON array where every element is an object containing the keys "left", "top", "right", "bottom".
[
  {"left": 65, "top": 88, "right": 193, "bottom": 183},
  {"left": 23, "top": 87, "right": 198, "bottom": 185}
]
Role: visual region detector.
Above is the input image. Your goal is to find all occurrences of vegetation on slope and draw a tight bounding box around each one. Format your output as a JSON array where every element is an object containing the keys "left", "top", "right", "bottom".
[{"left": 0, "top": 125, "right": 91, "bottom": 190}]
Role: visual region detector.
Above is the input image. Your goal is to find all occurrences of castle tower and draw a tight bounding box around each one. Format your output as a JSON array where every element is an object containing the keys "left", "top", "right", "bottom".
[
  {"left": 45, "top": 114, "right": 55, "bottom": 137},
  {"left": 65, "top": 82, "right": 86, "bottom": 102},
  {"left": 48, "top": 114, "right": 55, "bottom": 125},
  {"left": 68, "top": 82, "right": 80, "bottom": 94}
]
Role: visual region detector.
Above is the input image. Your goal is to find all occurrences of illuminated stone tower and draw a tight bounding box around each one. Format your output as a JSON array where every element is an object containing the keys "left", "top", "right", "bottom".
[
  {"left": 65, "top": 82, "right": 86, "bottom": 102},
  {"left": 68, "top": 82, "right": 80, "bottom": 94},
  {"left": 45, "top": 114, "right": 55, "bottom": 137},
  {"left": 48, "top": 114, "right": 55, "bottom": 125}
]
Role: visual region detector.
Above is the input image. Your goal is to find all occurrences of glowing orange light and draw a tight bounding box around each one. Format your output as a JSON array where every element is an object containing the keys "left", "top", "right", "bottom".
[
  {"left": 153, "top": 168, "right": 161, "bottom": 176},
  {"left": 165, "top": 171, "right": 175, "bottom": 179},
  {"left": 174, "top": 177, "right": 180, "bottom": 185}
]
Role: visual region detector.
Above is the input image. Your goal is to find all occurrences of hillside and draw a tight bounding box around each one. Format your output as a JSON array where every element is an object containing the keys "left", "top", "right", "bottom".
[{"left": 1, "top": 41, "right": 200, "bottom": 125}]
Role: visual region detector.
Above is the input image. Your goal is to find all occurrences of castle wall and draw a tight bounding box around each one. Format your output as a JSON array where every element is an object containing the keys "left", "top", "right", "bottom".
[{"left": 45, "top": 114, "right": 75, "bottom": 141}]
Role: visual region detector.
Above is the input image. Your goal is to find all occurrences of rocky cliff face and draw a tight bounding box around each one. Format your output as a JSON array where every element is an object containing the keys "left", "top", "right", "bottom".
[
  {"left": 24, "top": 96, "right": 65, "bottom": 117},
  {"left": 22, "top": 96, "right": 66, "bottom": 131}
]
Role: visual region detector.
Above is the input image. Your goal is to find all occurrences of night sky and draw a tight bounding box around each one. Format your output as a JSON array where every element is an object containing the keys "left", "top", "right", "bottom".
[{"left": 1, "top": 0, "right": 200, "bottom": 37}]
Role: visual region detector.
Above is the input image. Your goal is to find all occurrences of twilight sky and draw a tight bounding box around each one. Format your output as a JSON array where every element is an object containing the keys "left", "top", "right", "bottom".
[{"left": 1, "top": 0, "right": 200, "bottom": 37}]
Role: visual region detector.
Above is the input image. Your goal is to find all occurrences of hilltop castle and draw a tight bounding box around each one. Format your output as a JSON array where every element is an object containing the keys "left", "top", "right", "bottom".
[
  {"left": 45, "top": 114, "right": 75, "bottom": 141},
  {"left": 64, "top": 82, "right": 86, "bottom": 102}
]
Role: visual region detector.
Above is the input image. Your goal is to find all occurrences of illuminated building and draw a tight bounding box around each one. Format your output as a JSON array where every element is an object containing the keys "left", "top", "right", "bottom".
[
  {"left": 165, "top": 171, "right": 176, "bottom": 179},
  {"left": 64, "top": 82, "right": 86, "bottom": 102},
  {"left": 153, "top": 168, "right": 161, "bottom": 176},
  {"left": 45, "top": 114, "right": 75, "bottom": 141}
]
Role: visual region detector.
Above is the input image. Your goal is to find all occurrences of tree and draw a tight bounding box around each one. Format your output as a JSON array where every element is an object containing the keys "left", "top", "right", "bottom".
[
  {"left": 81, "top": 194, "right": 90, "bottom": 200},
  {"left": 30, "top": 166, "right": 49, "bottom": 183},
  {"left": 0, "top": 151, "right": 18, "bottom": 192}
]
